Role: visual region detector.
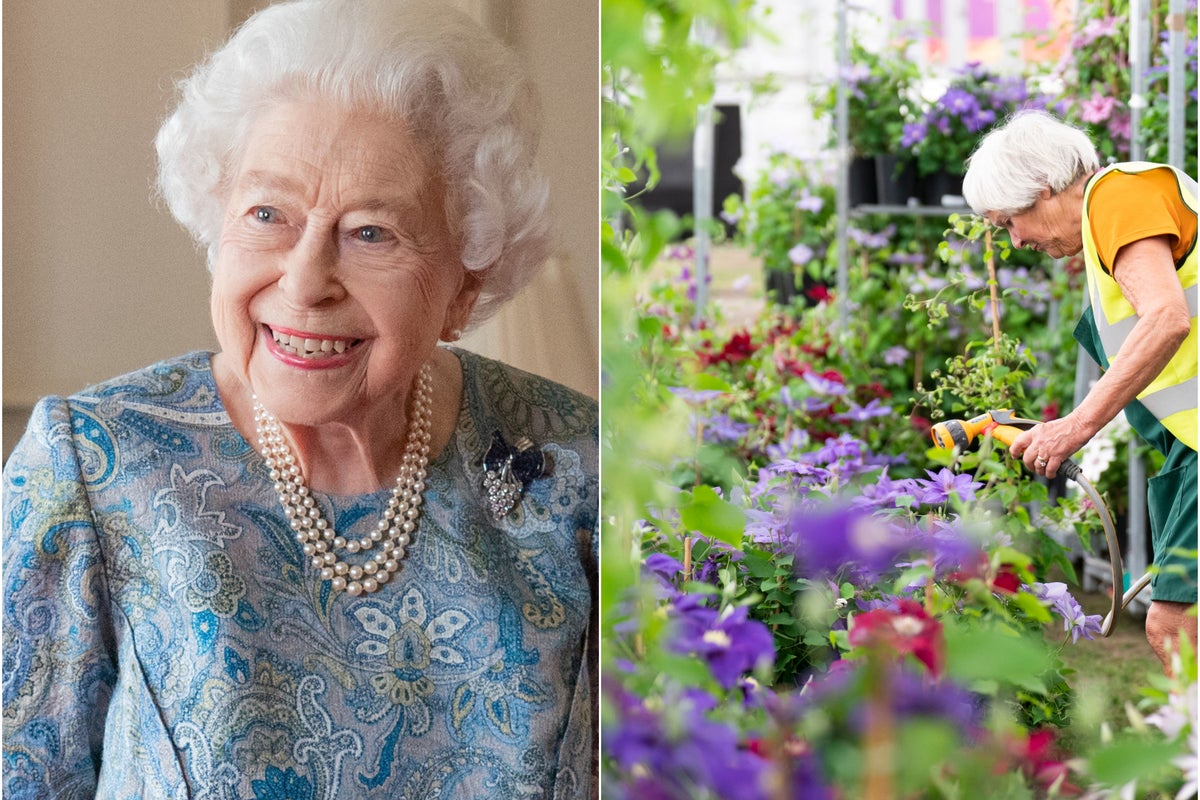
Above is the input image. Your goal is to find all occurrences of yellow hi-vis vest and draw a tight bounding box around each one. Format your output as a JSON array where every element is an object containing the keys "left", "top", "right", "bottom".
[{"left": 1080, "top": 161, "right": 1198, "bottom": 451}]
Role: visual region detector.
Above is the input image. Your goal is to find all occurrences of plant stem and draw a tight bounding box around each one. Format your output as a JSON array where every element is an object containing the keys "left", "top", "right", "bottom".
[
  {"left": 863, "top": 659, "right": 895, "bottom": 800},
  {"left": 986, "top": 229, "right": 1002, "bottom": 349}
]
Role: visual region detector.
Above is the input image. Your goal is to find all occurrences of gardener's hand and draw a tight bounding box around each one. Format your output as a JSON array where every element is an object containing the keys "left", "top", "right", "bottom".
[{"left": 1009, "top": 416, "right": 1091, "bottom": 479}]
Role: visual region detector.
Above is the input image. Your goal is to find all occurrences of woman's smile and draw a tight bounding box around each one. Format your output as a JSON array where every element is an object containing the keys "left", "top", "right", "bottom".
[{"left": 263, "top": 324, "right": 364, "bottom": 366}]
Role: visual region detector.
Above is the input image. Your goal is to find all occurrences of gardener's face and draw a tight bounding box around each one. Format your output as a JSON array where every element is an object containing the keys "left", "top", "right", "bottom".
[{"left": 987, "top": 188, "right": 1083, "bottom": 258}]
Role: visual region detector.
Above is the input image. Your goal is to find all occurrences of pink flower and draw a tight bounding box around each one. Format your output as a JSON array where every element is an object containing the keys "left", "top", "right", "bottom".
[
  {"left": 1079, "top": 92, "right": 1116, "bottom": 123},
  {"left": 1080, "top": 15, "right": 1119, "bottom": 45},
  {"left": 1108, "top": 109, "right": 1131, "bottom": 142}
]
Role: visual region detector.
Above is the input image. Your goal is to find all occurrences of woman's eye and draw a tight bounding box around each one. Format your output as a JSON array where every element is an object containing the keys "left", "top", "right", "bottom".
[
  {"left": 355, "top": 226, "right": 387, "bottom": 243},
  {"left": 253, "top": 206, "right": 280, "bottom": 224}
]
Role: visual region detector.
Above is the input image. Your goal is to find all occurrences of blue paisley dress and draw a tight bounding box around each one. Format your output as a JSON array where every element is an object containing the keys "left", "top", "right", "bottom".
[{"left": 3, "top": 349, "right": 597, "bottom": 799}]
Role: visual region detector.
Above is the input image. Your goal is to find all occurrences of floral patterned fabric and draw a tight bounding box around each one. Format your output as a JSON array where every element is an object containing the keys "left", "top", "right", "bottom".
[{"left": 3, "top": 349, "right": 597, "bottom": 800}]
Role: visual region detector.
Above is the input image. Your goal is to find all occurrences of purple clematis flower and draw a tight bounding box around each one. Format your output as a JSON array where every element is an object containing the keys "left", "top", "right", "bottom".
[
  {"left": 786, "top": 503, "right": 914, "bottom": 582},
  {"left": 604, "top": 684, "right": 771, "bottom": 800},
  {"left": 883, "top": 345, "right": 911, "bottom": 365},
  {"left": 1030, "top": 582, "right": 1103, "bottom": 643},
  {"left": 850, "top": 468, "right": 919, "bottom": 511},
  {"left": 788, "top": 243, "right": 816, "bottom": 266},
  {"left": 901, "top": 121, "right": 926, "bottom": 148},
  {"left": 765, "top": 426, "right": 811, "bottom": 460},
  {"left": 701, "top": 413, "right": 752, "bottom": 444},
  {"left": 802, "top": 371, "right": 849, "bottom": 396},
  {"left": 671, "top": 603, "right": 776, "bottom": 689},
  {"left": 914, "top": 468, "right": 982, "bottom": 505},
  {"left": 832, "top": 398, "right": 893, "bottom": 423},
  {"left": 795, "top": 191, "right": 825, "bottom": 214},
  {"left": 669, "top": 386, "right": 724, "bottom": 405}
]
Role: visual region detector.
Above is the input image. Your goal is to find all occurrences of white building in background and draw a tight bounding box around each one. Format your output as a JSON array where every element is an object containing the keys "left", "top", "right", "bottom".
[{"left": 710, "top": 0, "right": 1072, "bottom": 185}]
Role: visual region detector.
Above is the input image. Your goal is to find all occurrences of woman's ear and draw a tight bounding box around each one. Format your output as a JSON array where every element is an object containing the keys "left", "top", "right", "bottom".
[{"left": 441, "top": 270, "right": 483, "bottom": 341}]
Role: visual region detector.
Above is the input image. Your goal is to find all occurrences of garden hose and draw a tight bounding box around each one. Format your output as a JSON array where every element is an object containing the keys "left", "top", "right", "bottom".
[{"left": 930, "top": 410, "right": 1152, "bottom": 637}]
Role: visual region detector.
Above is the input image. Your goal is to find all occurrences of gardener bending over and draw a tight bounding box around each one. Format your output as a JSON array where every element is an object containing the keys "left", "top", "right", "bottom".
[{"left": 962, "top": 109, "right": 1197, "bottom": 672}]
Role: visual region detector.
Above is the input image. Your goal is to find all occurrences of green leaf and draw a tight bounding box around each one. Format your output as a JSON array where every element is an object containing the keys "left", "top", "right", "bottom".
[
  {"left": 1008, "top": 591, "right": 1052, "bottom": 624},
  {"left": 690, "top": 373, "right": 734, "bottom": 392},
  {"left": 944, "top": 622, "right": 1050, "bottom": 694},
  {"left": 677, "top": 485, "right": 746, "bottom": 546},
  {"left": 1087, "top": 736, "right": 1184, "bottom": 786}
]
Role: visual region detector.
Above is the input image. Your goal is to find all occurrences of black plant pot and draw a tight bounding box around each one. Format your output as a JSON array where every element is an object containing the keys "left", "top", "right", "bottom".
[
  {"left": 875, "top": 154, "right": 918, "bottom": 206},
  {"left": 919, "top": 169, "right": 966, "bottom": 207},
  {"left": 764, "top": 266, "right": 797, "bottom": 305},
  {"left": 848, "top": 156, "right": 878, "bottom": 207}
]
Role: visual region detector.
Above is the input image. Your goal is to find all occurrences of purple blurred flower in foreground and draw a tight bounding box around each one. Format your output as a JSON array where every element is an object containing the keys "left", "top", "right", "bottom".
[
  {"left": 1031, "top": 582, "right": 1103, "bottom": 643},
  {"left": 914, "top": 468, "right": 982, "bottom": 505},
  {"left": 604, "top": 685, "right": 770, "bottom": 800},
  {"left": 672, "top": 604, "right": 776, "bottom": 689},
  {"left": 787, "top": 503, "right": 913, "bottom": 581},
  {"left": 788, "top": 661, "right": 984, "bottom": 740}
]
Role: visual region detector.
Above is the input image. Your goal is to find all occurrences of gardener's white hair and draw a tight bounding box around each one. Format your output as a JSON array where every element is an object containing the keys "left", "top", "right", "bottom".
[
  {"left": 155, "top": 0, "right": 549, "bottom": 324},
  {"left": 962, "top": 110, "right": 1099, "bottom": 217}
]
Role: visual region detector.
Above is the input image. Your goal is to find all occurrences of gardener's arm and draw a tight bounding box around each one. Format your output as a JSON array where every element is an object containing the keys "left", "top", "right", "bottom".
[{"left": 1011, "top": 235, "right": 1190, "bottom": 478}]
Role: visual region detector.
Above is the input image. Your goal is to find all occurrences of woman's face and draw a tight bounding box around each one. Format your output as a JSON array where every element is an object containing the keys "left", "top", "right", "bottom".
[
  {"left": 986, "top": 187, "right": 1084, "bottom": 259},
  {"left": 211, "top": 99, "right": 478, "bottom": 427}
]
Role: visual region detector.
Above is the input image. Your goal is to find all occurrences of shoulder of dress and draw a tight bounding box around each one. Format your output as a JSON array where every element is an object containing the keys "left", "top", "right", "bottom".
[
  {"left": 65, "top": 351, "right": 224, "bottom": 417},
  {"left": 456, "top": 348, "right": 596, "bottom": 417}
]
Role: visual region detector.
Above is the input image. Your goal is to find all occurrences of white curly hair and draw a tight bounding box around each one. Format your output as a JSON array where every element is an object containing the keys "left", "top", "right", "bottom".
[
  {"left": 963, "top": 110, "right": 1100, "bottom": 217},
  {"left": 155, "top": 0, "right": 550, "bottom": 325}
]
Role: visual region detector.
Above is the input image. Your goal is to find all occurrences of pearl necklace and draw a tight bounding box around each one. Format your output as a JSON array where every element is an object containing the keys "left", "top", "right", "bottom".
[{"left": 252, "top": 363, "right": 433, "bottom": 596}]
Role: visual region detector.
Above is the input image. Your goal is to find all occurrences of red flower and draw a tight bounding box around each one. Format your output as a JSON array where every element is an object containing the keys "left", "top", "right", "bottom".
[
  {"left": 856, "top": 381, "right": 893, "bottom": 402},
  {"left": 775, "top": 356, "right": 810, "bottom": 378},
  {"left": 798, "top": 339, "right": 830, "bottom": 359},
  {"left": 1041, "top": 400, "right": 1060, "bottom": 421},
  {"left": 1006, "top": 729, "right": 1083, "bottom": 796},
  {"left": 848, "top": 599, "right": 945, "bottom": 677},
  {"left": 991, "top": 563, "right": 1022, "bottom": 594},
  {"left": 806, "top": 285, "right": 832, "bottom": 303},
  {"left": 909, "top": 413, "right": 932, "bottom": 435},
  {"left": 946, "top": 556, "right": 1024, "bottom": 595},
  {"left": 700, "top": 330, "right": 759, "bottom": 366}
]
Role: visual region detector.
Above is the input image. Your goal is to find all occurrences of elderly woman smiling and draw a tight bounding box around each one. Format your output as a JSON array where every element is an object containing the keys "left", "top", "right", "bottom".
[{"left": 3, "top": 1, "right": 597, "bottom": 797}]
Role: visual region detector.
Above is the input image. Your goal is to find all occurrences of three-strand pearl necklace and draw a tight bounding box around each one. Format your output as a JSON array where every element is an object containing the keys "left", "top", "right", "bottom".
[{"left": 252, "top": 363, "right": 433, "bottom": 596}]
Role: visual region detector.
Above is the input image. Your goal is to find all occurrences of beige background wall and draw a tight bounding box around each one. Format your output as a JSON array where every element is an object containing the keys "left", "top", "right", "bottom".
[{"left": 2, "top": 0, "right": 598, "bottom": 459}]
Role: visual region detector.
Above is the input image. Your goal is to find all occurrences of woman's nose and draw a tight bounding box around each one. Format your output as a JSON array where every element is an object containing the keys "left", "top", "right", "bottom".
[
  {"left": 278, "top": 226, "right": 345, "bottom": 306},
  {"left": 1009, "top": 231, "right": 1024, "bottom": 249}
]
